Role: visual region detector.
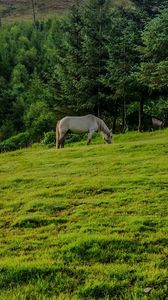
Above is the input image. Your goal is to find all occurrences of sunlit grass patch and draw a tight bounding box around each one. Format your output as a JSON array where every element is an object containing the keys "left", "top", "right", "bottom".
[{"left": 0, "top": 129, "right": 168, "bottom": 299}]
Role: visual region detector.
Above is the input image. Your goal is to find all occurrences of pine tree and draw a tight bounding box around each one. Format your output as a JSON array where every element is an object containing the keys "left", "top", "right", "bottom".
[
  {"left": 79, "top": 0, "right": 111, "bottom": 115},
  {"left": 137, "top": 8, "right": 168, "bottom": 126},
  {"left": 60, "top": 2, "right": 84, "bottom": 113},
  {"left": 132, "top": 0, "right": 168, "bottom": 18},
  {"left": 102, "top": 7, "right": 140, "bottom": 131},
  {"left": 138, "top": 8, "right": 168, "bottom": 90}
]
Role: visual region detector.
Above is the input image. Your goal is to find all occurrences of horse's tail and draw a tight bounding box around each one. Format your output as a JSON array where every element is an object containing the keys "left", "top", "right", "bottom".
[{"left": 56, "top": 121, "right": 60, "bottom": 148}]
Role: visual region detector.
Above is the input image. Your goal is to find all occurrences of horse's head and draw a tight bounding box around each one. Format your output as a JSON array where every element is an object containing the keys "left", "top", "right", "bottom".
[{"left": 102, "top": 130, "right": 112, "bottom": 144}]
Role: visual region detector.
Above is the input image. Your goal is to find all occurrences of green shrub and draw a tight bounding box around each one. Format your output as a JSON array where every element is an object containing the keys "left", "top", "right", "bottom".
[
  {"left": 24, "top": 101, "right": 55, "bottom": 141},
  {"left": 42, "top": 130, "right": 55, "bottom": 146},
  {"left": 0, "top": 121, "right": 16, "bottom": 141},
  {"left": 0, "top": 131, "right": 31, "bottom": 152},
  {"left": 66, "top": 133, "right": 86, "bottom": 143},
  {"left": 42, "top": 130, "right": 86, "bottom": 147}
]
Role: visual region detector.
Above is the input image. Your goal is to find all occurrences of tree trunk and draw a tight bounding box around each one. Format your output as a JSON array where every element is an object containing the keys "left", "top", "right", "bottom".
[
  {"left": 31, "top": 0, "right": 36, "bottom": 25},
  {"left": 122, "top": 96, "right": 126, "bottom": 132},
  {"left": 138, "top": 95, "right": 144, "bottom": 131},
  {"left": 112, "top": 115, "right": 116, "bottom": 133}
]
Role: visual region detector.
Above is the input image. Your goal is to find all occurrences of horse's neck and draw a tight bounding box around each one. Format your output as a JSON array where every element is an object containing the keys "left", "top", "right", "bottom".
[{"left": 98, "top": 118, "right": 109, "bottom": 134}]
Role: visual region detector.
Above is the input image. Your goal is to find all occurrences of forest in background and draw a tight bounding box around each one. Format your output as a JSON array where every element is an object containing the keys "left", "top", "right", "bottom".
[{"left": 0, "top": 0, "right": 168, "bottom": 151}]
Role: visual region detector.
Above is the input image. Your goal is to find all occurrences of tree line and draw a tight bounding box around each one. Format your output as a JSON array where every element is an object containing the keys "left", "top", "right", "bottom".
[{"left": 0, "top": 0, "right": 168, "bottom": 147}]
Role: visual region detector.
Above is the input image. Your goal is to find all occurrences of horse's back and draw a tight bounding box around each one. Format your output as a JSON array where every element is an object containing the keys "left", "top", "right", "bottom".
[
  {"left": 59, "top": 115, "right": 98, "bottom": 133},
  {"left": 152, "top": 117, "right": 164, "bottom": 129}
]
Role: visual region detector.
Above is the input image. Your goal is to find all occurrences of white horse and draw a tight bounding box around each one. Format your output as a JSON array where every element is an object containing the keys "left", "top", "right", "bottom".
[{"left": 56, "top": 114, "right": 112, "bottom": 148}]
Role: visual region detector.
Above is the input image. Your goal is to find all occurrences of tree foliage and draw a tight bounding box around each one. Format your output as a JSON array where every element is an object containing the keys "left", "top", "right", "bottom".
[
  {"left": 0, "top": 0, "right": 168, "bottom": 145},
  {"left": 138, "top": 9, "right": 168, "bottom": 90}
]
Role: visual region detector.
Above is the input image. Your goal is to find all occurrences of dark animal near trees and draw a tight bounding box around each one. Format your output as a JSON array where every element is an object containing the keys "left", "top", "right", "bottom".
[{"left": 127, "top": 112, "right": 165, "bottom": 131}]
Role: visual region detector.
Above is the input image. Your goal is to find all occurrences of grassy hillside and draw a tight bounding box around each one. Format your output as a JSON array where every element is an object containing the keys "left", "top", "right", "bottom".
[
  {"left": 0, "top": 130, "right": 168, "bottom": 299},
  {"left": 0, "top": 0, "right": 132, "bottom": 23}
]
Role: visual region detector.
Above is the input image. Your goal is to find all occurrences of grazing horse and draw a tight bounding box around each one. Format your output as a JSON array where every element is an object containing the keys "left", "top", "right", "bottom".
[{"left": 56, "top": 114, "right": 112, "bottom": 148}]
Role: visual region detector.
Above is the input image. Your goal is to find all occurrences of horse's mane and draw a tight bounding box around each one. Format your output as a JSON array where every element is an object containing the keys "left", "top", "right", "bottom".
[{"left": 97, "top": 117, "right": 110, "bottom": 135}]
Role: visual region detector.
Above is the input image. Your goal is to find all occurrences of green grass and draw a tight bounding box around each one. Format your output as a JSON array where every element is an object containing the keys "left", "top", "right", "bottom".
[{"left": 0, "top": 130, "right": 168, "bottom": 299}]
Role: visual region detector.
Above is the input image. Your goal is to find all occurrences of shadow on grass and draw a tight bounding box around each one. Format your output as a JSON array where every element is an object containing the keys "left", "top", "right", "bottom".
[
  {"left": 0, "top": 265, "right": 81, "bottom": 296},
  {"left": 55, "top": 234, "right": 166, "bottom": 264},
  {"left": 12, "top": 216, "right": 67, "bottom": 228}
]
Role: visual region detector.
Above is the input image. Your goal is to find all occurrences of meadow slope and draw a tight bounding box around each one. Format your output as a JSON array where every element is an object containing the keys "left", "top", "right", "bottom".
[{"left": 0, "top": 130, "right": 168, "bottom": 299}]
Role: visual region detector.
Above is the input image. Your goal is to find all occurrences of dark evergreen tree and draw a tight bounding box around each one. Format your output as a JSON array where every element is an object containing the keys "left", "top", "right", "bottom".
[
  {"left": 53, "top": 2, "right": 84, "bottom": 115},
  {"left": 102, "top": 7, "right": 141, "bottom": 131},
  {"left": 137, "top": 8, "right": 168, "bottom": 124},
  {"left": 132, "top": 0, "right": 168, "bottom": 18},
  {"left": 138, "top": 8, "right": 168, "bottom": 90},
  {"left": 79, "top": 0, "right": 111, "bottom": 115}
]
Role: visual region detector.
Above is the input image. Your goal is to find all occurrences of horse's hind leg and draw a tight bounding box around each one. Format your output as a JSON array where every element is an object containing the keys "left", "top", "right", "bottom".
[
  {"left": 57, "top": 142, "right": 61, "bottom": 149},
  {"left": 56, "top": 134, "right": 64, "bottom": 149},
  {"left": 56, "top": 136, "right": 61, "bottom": 149},
  {"left": 56, "top": 121, "right": 61, "bottom": 149},
  {"left": 60, "top": 137, "right": 65, "bottom": 148},
  {"left": 59, "top": 132, "right": 67, "bottom": 148},
  {"left": 56, "top": 138, "right": 60, "bottom": 148}
]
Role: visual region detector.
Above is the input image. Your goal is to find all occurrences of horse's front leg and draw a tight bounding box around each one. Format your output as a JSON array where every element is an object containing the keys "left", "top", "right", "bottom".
[{"left": 87, "top": 130, "right": 94, "bottom": 145}]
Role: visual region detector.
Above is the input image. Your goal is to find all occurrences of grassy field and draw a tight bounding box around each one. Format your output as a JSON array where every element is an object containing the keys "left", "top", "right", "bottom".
[{"left": 0, "top": 130, "right": 168, "bottom": 299}]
